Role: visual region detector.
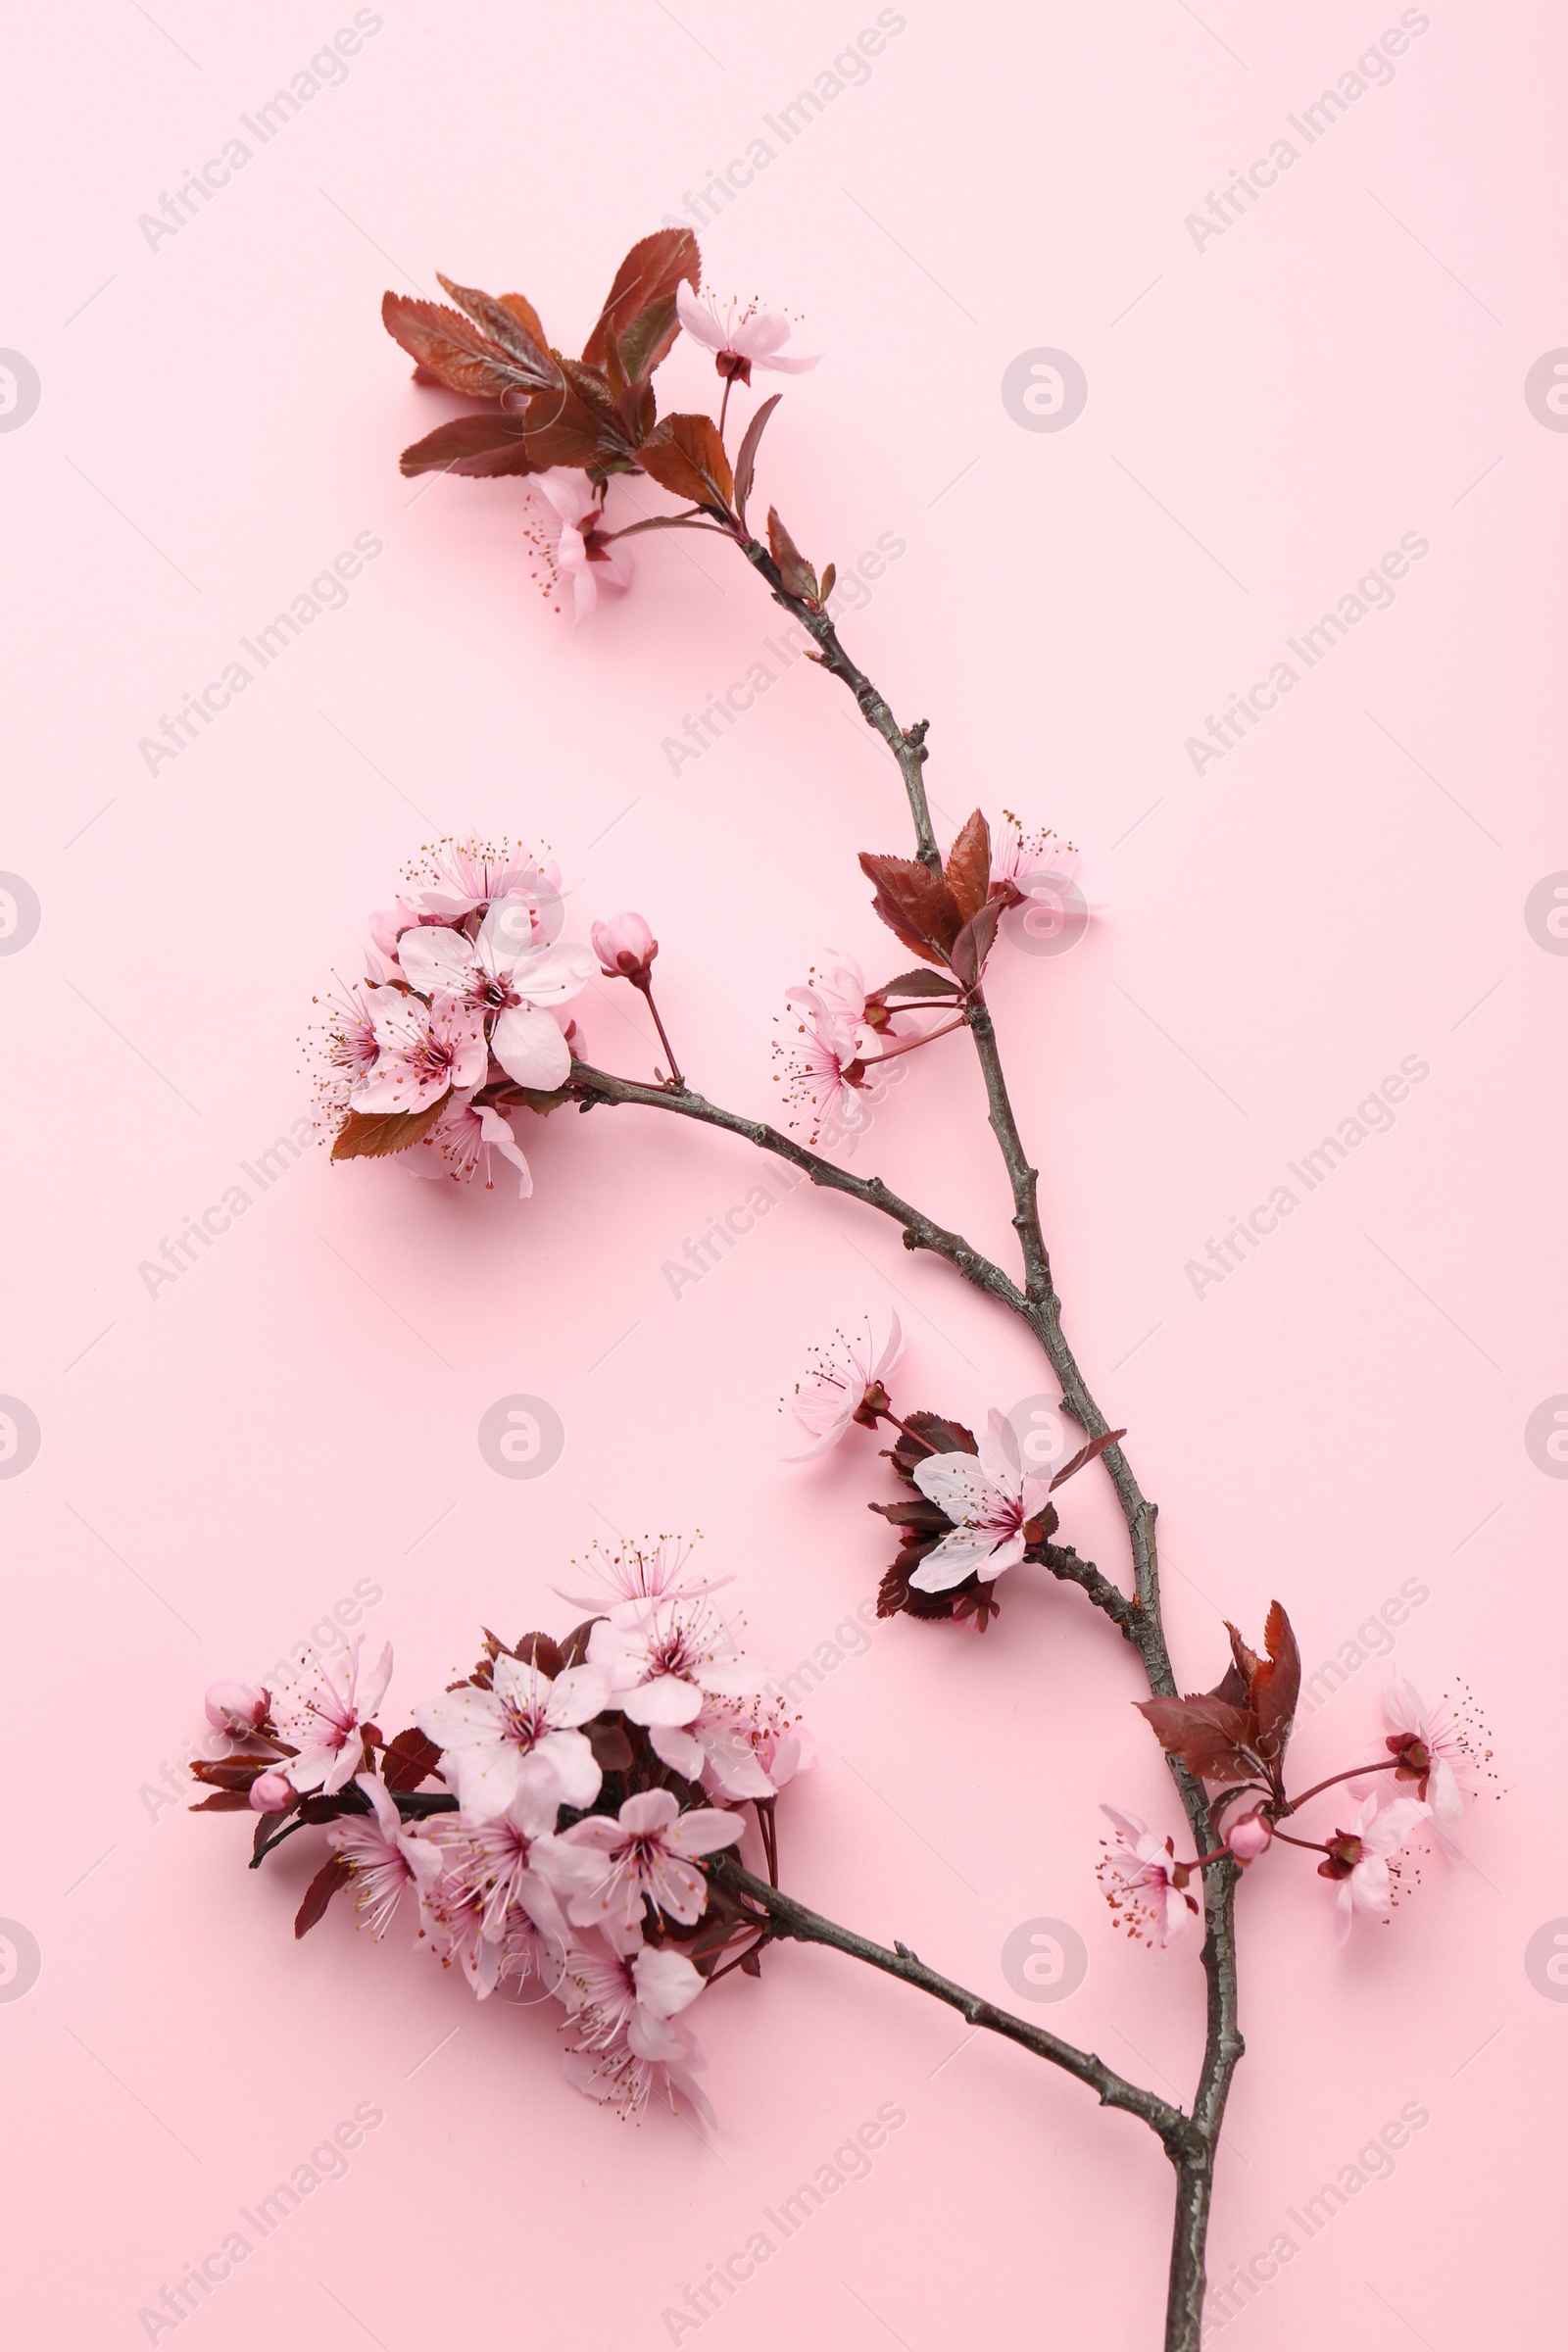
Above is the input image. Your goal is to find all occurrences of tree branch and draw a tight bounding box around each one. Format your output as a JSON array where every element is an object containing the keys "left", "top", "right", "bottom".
[
  {"left": 734, "top": 534, "right": 940, "bottom": 871},
  {"left": 710, "top": 1856, "right": 1185, "bottom": 2146}
]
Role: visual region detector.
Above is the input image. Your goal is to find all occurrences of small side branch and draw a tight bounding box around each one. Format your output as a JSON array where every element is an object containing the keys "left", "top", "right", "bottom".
[
  {"left": 735, "top": 535, "right": 940, "bottom": 871},
  {"left": 711, "top": 1857, "right": 1185, "bottom": 2146}
]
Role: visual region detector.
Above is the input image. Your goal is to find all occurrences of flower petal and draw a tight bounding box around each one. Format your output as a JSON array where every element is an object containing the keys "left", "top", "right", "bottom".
[{"left": 491, "top": 1004, "right": 571, "bottom": 1090}]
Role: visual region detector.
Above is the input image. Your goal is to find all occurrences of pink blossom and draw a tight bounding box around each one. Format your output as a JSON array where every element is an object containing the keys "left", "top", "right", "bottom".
[
  {"left": 773, "top": 988, "right": 870, "bottom": 1146},
  {"left": 554, "top": 1535, "right": 731, "bottom": 1612},
  {"left": 249, "top": 1771, "right": 293, "bottom": 1814},
  {"left": 397, "top": 907, "right": 593, "bottom": 1093},
  {"left": 675, "top": 283, "right": 819, "bottom": 384},
  {"left": 989, "top": 811, "right": 1080, "bottom": 897},
  {"left": 564, "top": 1935, "right": 705, "bottom": 2059},
  {"left": 588, "top": 1596, "right": 760, "bottom": 1740},
  {"left": 592, "top": 911, "right": 658, "bottom": 982},
  {"left": 560, "top": 1936, "right": 711, "bottom": 2114},
  {"left": 678, "top": 1693, "right": 811, "bottom": 1802},
  {"left": 1097, "top": 1806, "right": 1200, "bottom": 1952},
  {"left": 205, "top": 1681, "right": 269, "bottom": 1738},
  {"left": 414, "top": 1652, "right": 610, "bottom": 1822},
  {"left": 425, "top": 1783, "right": 564, "bottom": 1942},
  {"left": 535, "top": 468, "right": 632, "bottom": 624},
  {"left": 405, "top": 1091, "right": 534, "bottom": 1196},
  {"left": 1380, "top": 1678, "right": 1476, "bottom": 1838},
  {"left": 785, "top": 1310, "right": 905, "bottom": 1460},
  {"left": 398, "top": 842, "right": 566, "bottom": 929},
  {"left": 534, "top": 1788, "right": 744, "bottom": 1953},
  {"left": 1321, "top": 1794, "right": 1430, "bottom": 1947},
  {"left": 352, "top": 988, "right": 487, "bottom": 1115},
  {"left": 328, "top": 1774, "right": 442, "bottom": 1940},
  {"left": 279, "top": 1641, "right": 393, "bottom": 1797},
  {"left": 1225, "top": 1808, "right": 1274, "bottom": 1863},
  {"left": 908, "top": 1409, "right": 1052, "bottom": 1592}
]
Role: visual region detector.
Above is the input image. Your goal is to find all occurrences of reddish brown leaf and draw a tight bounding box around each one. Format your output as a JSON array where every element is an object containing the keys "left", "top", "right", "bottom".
[
  {"left": 512, "top": 378, "right": 633, "bottom": 471},
  {"left": 398, "top": 414, "right": 537, "bottom": 479},
  {"left": 381, "top": 1728, "right": 442, "bottom": 1793},
  {"left": 944, "top": 810, "right": 993, "bottom": 924},
  {"left": 190, "top": 1757, "right": 269, "bottom": 1791},
  {"left": 582, "top": 228, "right": 700, "bottom": 369},
  {"left": 817, "top": 562, "right": 837, "bottom": 604},
  {"left": 858, "top": 853, "right": 963, "bottom": 967},
  {"left": 948, "top": 901, "right": 1003, "bottom": 992},
  {"left": 557, "top": 1616, "right": 605, "bottom": 1668},
  {"left": 733, "top": 392, "right": 782, "bottom": 525},
  {"left": 380, "top": 293, "right": 534, "bottom": 400},
  {"left": 765, "top": 506, "right": 818, "bottom": 603},
  {"left": 1253, "top": 1601, "right": 1300, "bottom": 1763},
  {"left": 1135, "top": 1694, "right": 1261, "bottom": 1783},
  {"left": 874, "top": 971, "right": 962, "bottom": 1009},
  {"left": 189, "top": 1790, "right": 253, "bottom": 1812},
  {"left": 331, "top": 1096, "right": 450, "bottom": 1163},
  {"left": 294, "top": 1855, "right": 349, "bottom": 1940},
  {"left": 895, "top": 1410, "right": 979, "bottom": 1463},
  {"left": 638, "top": 414, "right": 735, "bottom": 513},
  {"left": 434, "top": 275, "right": 558, "bottom": 387},
  {"left": 617, "top": 295, "right": 682, "bottom": 388},
  {"left": 1048, "top": 1428, "right": 1127, "bottom": 1491},
  {"left": 585, "top": 1716, "right": 635, "bottom": 1773}
]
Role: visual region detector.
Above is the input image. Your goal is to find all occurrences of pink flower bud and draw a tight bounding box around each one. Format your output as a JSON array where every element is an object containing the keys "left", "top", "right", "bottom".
[
  {"left": 1226, "top": 1808, "right": 1273, "bottom": 1862},
  {"left": 591, "top": 911, "right": 658, "bottom": 982},
  {"left": 205, "top": 1680, "right": 270, "bottom": 1738},
  {"left": 249, "top": 1771, "right": 294, "bottom": 1814}
]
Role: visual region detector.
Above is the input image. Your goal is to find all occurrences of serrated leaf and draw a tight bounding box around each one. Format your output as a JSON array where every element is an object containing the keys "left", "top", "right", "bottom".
[
  {"left": 398, "top": 413, "right": 537, "bottom": 479},
  {"left": 294, "top": 1854, "right": 349, "bottom": 1940},
  {"left": 1048, "top": 1427, "right": 1126, "bottom": 1491},
  {"left": 877, "top": 968, "right": 961, "bottom": 1001},
  {"left": 949, "top": 900, "right": 1003, "bottom": 991},
  {"left": 435, "top": 275, "right": 558, "bottom": 387},
  {"left": 733, "top": 392, "right": 782, "bottom": 525},
  {"left": 858, "top": 853, "right": 963, "bottom": 967},
  {"left": 380, "top": 293, "right": 534, "bottom": 400},
  {"left": 944, "top": 810, "right": 993, "bottom": 924},
  {"left": 331, "top": 1095, "right": 450, "bottom": 1163},
  {"left": 1253, "top": 1601, "right": 1300, "bottom": 1764},
  {"left": 583, "top": 228, "right": 701, "bottom": 369},
  {"left": 381, "top": 1728, "right": 442, "bottom": 1793},
  {"left": 765, "top": 506, "right": 817, "bottom": 603},
  {"left": 638, "top": 414, "right": 735, "bottom": 513},
  {"left": 1135, "top": 1694, "right": 1261, "bottom": 1783}
]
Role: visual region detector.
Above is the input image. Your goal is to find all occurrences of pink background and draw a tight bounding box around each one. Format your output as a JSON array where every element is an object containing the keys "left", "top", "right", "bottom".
[{"left": 3, "top": 3, "right": 1563, "bottom": 2344}]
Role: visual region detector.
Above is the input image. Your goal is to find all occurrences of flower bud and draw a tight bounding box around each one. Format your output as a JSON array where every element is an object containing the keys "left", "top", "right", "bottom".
[
  {"left": 1226, "top": 1808, "right": 1273, "bottom": 1863},
  {"left": 591, "top": 912, "right": 657, "bottom": 983},
  {"left": 249, "top": 1771, "right": 294, "bottom": 1814},
  {"left": 206, "top": 1680, "right": 270, "bottom": 1738}
]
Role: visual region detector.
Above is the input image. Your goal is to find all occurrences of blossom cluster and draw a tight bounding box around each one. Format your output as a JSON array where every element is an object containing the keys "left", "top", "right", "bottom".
[
  {"left": 1101, "top": 1625, "right": 1490, "bottom": 1954},
  {"left": 194, "top": 1542, "right": 806, "bottom": 2122},
  {"left": 784, "top": 1315, "right": 1119, "bottom": 1625}
]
